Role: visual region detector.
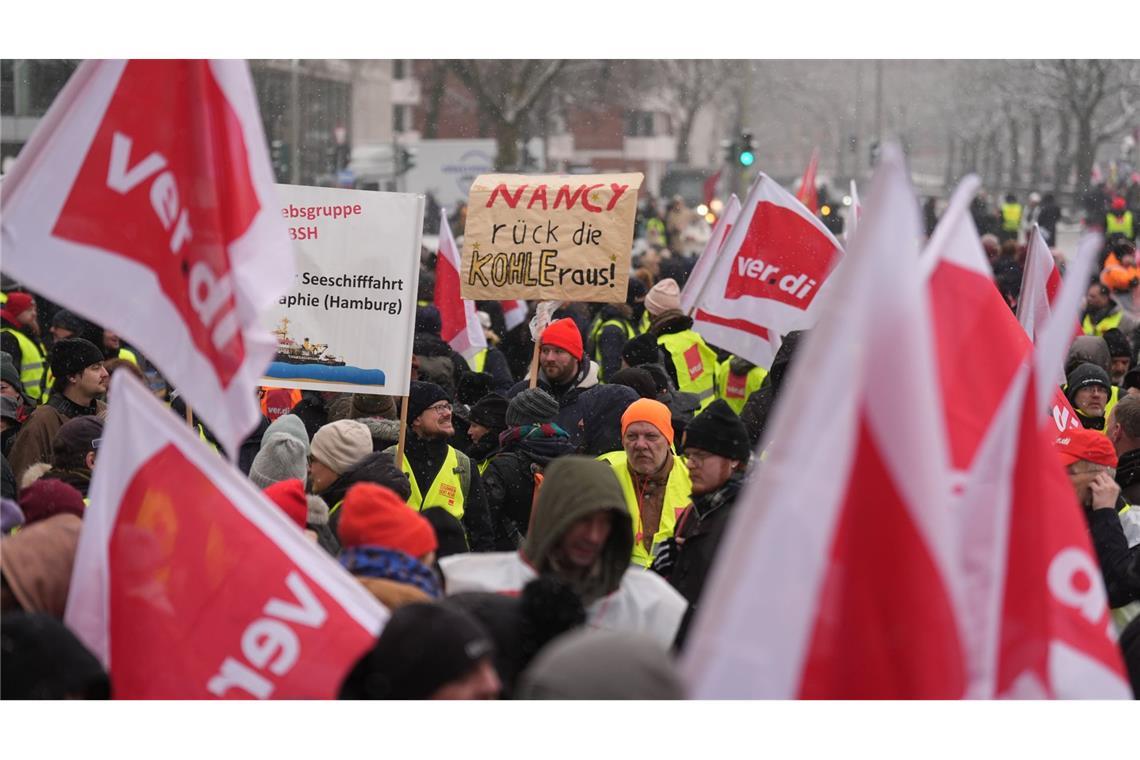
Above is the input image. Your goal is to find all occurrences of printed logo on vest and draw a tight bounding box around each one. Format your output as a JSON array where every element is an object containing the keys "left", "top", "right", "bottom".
[
  {"left": 726, "top": 371, "right": 748, "bottom": 398},
  {"left": 684, "top": 344, "right": 703, "bottom": 381},
  {"left": 439, "top": 483, "right": 457, "bottom": 500}
]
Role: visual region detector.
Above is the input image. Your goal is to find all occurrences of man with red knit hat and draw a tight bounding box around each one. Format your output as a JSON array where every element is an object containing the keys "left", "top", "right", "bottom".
[
  {"left": 1056, "top": 427, "right": 1140, "bottom": 624},
  {"left": 1, "top": 291, "right": 48, "bottom": 403},
  {"left": 597, "top": 398, "right": 691, "bottom": 568},
  {"left": 506, "top": 317, "right": 599, "bottom": 448}
]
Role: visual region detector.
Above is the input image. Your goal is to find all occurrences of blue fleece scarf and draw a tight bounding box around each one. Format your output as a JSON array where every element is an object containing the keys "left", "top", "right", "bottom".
[{"left": 338, "top": 545, "right": 442, "bottom": 599}]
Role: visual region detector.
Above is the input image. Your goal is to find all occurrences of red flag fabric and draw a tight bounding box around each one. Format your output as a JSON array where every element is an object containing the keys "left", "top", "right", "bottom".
[
  {"left": 691, "top": 172, "right": 843, "bottom": 369},
  {"left": 795, "top": 148, "right": 820, "bottom": 214},
  {"left": 500, "top": 299, "right": 528, "bottom": 331},
  {"left": 702, "top": 169, "right": 722, "bottom": 207},
  {"left": 434, "top": 208, "right": 486, "bottom": 360},
  {"left": 0, "top": 60, "right": 293, "bottom": 458},
  {"left": 923, "top": 182, "right": 1127, "bottom": 697},
  {"left": 64, "top": 371, "right": 387, "bottom": 699},
  {"left": 1018, "top": 223, "right": 1081, "bottom": 347},
  {"left": 682, "top": 144, "right": 969, "bottom": 698}
]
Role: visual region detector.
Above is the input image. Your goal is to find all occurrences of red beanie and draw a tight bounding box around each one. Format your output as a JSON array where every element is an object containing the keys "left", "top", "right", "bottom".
[
  {"left": 337, "top": 482, "right": 438, "bottom": 558},
  {"left": 2, "top": 292, "right": 35, "bottom": 321},
  {"left": 263, "top": 479, "right": 308, "bottom": 530},
  {"left": 541, "top": 318, "right": 583, "bottom": 360}
]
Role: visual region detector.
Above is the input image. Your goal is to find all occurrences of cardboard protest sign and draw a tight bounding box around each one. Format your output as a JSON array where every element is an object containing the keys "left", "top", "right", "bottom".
[
  {"left": 262, "top": 184, "right": 424, "bottom": 395},
  {"left": 65, "top": 371, "right": 388, "bottom": 699},
  {"left": 460, "top": 173, "right": 643, "bottom": 302}
]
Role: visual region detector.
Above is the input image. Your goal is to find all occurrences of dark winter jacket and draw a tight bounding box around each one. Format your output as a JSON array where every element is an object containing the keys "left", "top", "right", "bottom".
[
  {"left": 669, "top": 474, "right": 744, "bottom": 648},
  {"left": 399, "top": 433, "right": 496, "bottom": 553},
  {"left": 590, "top": 304, "right": 637, "bottom": 381},
  {"left": 323, "top": 451, "right": 412, "bottom": 536},
  {"left": 1087, "top": 504, "right": 1140, "bottom": 608},
  {"left": 1117, "top": 448, "right": 1140, "bottom": 506},
  {"left": 740, "top": 330, "right": 806, "bottom": 446},
  {"left": 291, "top": 391, "right": 334, "bottom": 443},
  {"left": 577, "top": 384, "right": 640, "bottom": 456},
  {"left": 506, "top": 359, "right": 600, "bottom": 449},
  {"left": 482, "top": 423, "right": 575, "bottom": 549},
  {"left": 1037, "top": 200, "right": 1061, "bottom": 245}
]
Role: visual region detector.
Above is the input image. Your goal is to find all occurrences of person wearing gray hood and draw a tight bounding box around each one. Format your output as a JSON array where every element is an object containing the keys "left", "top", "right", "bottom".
[
  {"left": 1065, "top": 336, "right": 1120, "bottom": 428},
  {"left": 515, "top": 628, "right": 683, "bottom": 699},
  {"left": 439, "top": 455, "right": 687, "bottom": 648}
]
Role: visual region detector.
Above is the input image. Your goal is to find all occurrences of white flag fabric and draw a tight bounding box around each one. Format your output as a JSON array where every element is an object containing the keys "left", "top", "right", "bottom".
[
  {"left": 683, "top": 144, "right": 970, "bottom": 698},
  {"left": 0, "top": 60, "right": 294, "bottom": 457},
  {"left": 500, "top": 300, "right": 529, "bottom": 331},
  {"left": 434, "top": 208, "right": 487, "bottom": 360},
  {"left": 846, "top": 179, "right": 862, "bottom": 244},
  {"left": 679, "top": 194, "right": 741, "bottom": 314},
  {"left": 1017, "top": 224, "right": 1065, "bottom": 343},
  {"left": 694, "top": 173, "right": 844, "bottom": 356},
  {"left": 64, "top": 370, "right": 387, "bottom": 699}
]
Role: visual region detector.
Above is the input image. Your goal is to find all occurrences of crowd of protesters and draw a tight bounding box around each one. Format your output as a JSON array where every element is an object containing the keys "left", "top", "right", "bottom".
[{"left": 3, "top": 187, "right": 1140, "bottom": 700}]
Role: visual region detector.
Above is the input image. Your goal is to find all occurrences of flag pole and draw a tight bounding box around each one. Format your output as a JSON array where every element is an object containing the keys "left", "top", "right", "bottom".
[
  {"left": 395, "top": 394, "right": 410, "bottom": 465},
  {"left": 185, "top": 403, "right": 194, "bottom": 427},
  {"left": 528, "top": 339, "right": 541, "bottom": 389}
]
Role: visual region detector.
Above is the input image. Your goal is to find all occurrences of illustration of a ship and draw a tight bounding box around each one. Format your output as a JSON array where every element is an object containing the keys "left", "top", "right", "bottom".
[{"left": 272, "top": 318, "right": 347, "bottom": 367}]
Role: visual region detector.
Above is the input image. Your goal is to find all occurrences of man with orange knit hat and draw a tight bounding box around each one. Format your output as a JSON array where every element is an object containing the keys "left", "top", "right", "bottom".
[
  {"left": 596, "top": 398, "right": 692, "bottom": 568},
  {"left": 506, "top": 317, "right": 599, "bottom": 448}
]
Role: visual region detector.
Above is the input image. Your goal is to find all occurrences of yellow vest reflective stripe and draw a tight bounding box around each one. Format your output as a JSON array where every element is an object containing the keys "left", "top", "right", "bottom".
[
  {"left": 400, "top": 447, "right": 466, "bottom": 521},
  {"left": 1, "top": 327, "right": 47, "bottom": 402},
  {"left": 1001, "top": 203, "right": 1022, "bottom": 231},
  {"left": 657, "top": 330, "right": 717, "bottom": 410},
  {"left": 715, "top": 357, "right": 767, "bottom": 415},
  {"left": 330, "top": 499, "right": 345, "bottom": 516},
  {"left": 597, "top": 450, "right": 692, "bottom": 568},
  {"left": 477, "top": 458, "right": 491, "bottom": 475},
  {"left": 1105, "top": 385, "right": 1120, "bottom": 432},
  {"left": 118, "top": 348, "right": 139, "bottom": 367},
  {"left": 468, "top": 348, "right": 488, "bottom": 373},
  {"left": 1082, "top": 310, "right": 1124, "bottom": 336},
  {"left": 1106, "top": 211, "right": 1134, "bottom": 238}
]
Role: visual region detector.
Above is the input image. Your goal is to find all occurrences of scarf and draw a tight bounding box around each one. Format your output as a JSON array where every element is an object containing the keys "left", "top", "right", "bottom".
[
  {"left": 47, "top": 392, "right": 99, "bottom": 420},
  {"left": 338, "top": 545, "right": 442, "bottom": 599},
  {"left": 498, "top": 422, "right": 569, "bottom": 449}
]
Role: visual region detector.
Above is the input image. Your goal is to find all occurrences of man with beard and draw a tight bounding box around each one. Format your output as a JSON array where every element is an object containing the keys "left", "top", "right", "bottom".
[{"left": 387, "top": 381, "right": 494, "bottom": 552}]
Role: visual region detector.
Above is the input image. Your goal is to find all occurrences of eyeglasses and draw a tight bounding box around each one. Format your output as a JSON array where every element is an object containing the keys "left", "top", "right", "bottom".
[
  {"left": 427, "top": 402, "right": 452, "bottom": 415},
  {"left": 684, "top": 449, "right": 718, "bottom": 465},
  {"left": 91, "top": 437, "right": 102, "bottom": 450}
]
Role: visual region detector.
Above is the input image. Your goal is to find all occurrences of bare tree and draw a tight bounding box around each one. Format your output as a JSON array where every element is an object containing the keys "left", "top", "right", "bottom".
[
  {"left": 447, "top": 60, "right": 567, "bottom": 170},
  {"left": 645, "top": 60, "right": 733, "bottom": 165}
]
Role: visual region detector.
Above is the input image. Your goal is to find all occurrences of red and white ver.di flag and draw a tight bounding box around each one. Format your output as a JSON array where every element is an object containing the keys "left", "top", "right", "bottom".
[
  {"left": 690, "top": 173, "right": 844, "bottom": 370},
  {"left": 500, "top": 300, "right": 529, "bottom": 331},
  {"left": 680, "top": 193, "right": 740, "bottom": 315},
  {"left": 434, "top": 208, "right": 487, "bottom": 362},
  {"left": 683, "top": 144, "right": 970, "bottom": 698},
  {"left": 1017, "top": 223, "right": 1079, "bottom": 347},
  {"left": 0, "top": 60, "right": 294, "bottom": 457},
  {"left": 64, "top": 370, "right": 387, "bottom": 699}
]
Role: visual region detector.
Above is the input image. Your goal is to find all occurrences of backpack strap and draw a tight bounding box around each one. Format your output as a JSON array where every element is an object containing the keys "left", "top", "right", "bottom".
[{"left": 452, "top": 448, "right": 472, "bottom": 498}]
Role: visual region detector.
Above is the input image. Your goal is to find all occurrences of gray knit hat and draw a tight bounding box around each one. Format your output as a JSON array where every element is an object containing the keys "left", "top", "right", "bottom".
[
  {"left": 249, "top": 432, "right": 309, "bottom": 490},
  {"left": 506, "top": 388, "right": 559, "bottom": 426}
]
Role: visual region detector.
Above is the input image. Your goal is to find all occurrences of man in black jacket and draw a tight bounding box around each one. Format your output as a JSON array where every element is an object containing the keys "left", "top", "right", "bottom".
[{"left": 651, "top": 399, "right": 751, "bottom": 647}]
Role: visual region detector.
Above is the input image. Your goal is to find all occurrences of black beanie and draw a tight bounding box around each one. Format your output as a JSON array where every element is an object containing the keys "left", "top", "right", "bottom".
[
  {"left": 467, "top": 394, "right": 509, "bottom": 430},
  {"left": 406, "top": 380, "right": 451, "bottom": 424},
  {"left": 0, "top": 611, "right": 111, "bottom": 699},
  {"left": 48, "top": 338, "right": 105, "bottom": 380},
  {"left": 50, "top": 309, "right": 91, "bottom": 335},
  {"left": 415, "top": 305, "right": 443, "bottom": 337},
  {"left": 622, "top": 333, "right": 660, "bottom": 367},
  {"left": 1102, "top": 328, "right": 1132, "bottom": 361},
  {"left": 626, "top": 277, "right": 648, "bottom": 306},
  {"left": 1066, "top": 362, "right": 1111, "bottom": 403},
  {"left": 339, "top": 602, "right": 494, "bottom": 700},
  {"left": 422, "top": 507, "right": 469, "bottom": 557},
  {"left": 608, "top": 367, "right": 657, "bottom": 399},
  {"left": 681, "top": 399, "right": 751, "bottom": 462}
]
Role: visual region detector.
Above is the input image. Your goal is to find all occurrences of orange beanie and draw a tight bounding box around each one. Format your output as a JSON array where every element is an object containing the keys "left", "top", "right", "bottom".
[
  {"left": 620, "top": 398, "right": 674, "bottom": 445},
  {"left": 337, "top": 483, "right": 438, "bottom": 558}
]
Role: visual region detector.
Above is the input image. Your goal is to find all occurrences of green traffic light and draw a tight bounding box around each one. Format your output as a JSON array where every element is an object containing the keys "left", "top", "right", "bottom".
[{"left": 739, "top": 151, "right": 755, "bottom": 167}]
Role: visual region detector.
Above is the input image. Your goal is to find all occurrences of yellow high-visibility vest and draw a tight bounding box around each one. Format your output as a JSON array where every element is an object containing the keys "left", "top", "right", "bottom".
[
  {"left": 1082, "top": 310, "right": 1124, "bottom": 337},
  {"left": 1, "top": 326, "right": 47, "bottom": 402},
  {"left": 118, "top": 347, "right": 139, "bottom": 366},
  {"left": 468, "top": 348, "right": 487, "bottom": 373},
  {"left": 1106, "top": 211, "right": 1134, "bottom": 239},
  {"left": 1001, "top": 203, "right": 1022, "bottom": 232},
  {"left": 597, "top": 450, "right": 692, "bottom": 568},
  {"left": 715, "top": 357, "right": 767, "bottom": 414},
  {"left": 400, "top": 446, "right": 467, "bottom": 522},
  {"left": 657, "top": 330, "right": 717, "bottom": 410}
]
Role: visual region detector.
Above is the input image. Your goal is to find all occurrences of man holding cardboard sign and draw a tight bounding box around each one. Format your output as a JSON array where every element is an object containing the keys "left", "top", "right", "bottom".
[{"left": 460, "top": 173, "right": 643, "bottom": 304}]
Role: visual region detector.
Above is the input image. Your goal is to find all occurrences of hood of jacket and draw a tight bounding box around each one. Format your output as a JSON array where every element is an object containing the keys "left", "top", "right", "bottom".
[
  {"left": 501, "top": 426, "right": 575, "bottom": 466},
  {"left": 522, "top": 456, "right": 632, "bottom": 604},
  {"left": 648, "top": 309, "right": 693, "bottom": 337},
  {"left": 515, "top": 628, "right": 683, "bottom": 699},
  {"left": 577, "top": 384, "right": 640, "bottom": 456},
  {"left": 1066, "top": 335, "right": 1111, "bottom": 375},
  {"left": 323, "top": 451, "right": 411, "bottom": 508}
]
